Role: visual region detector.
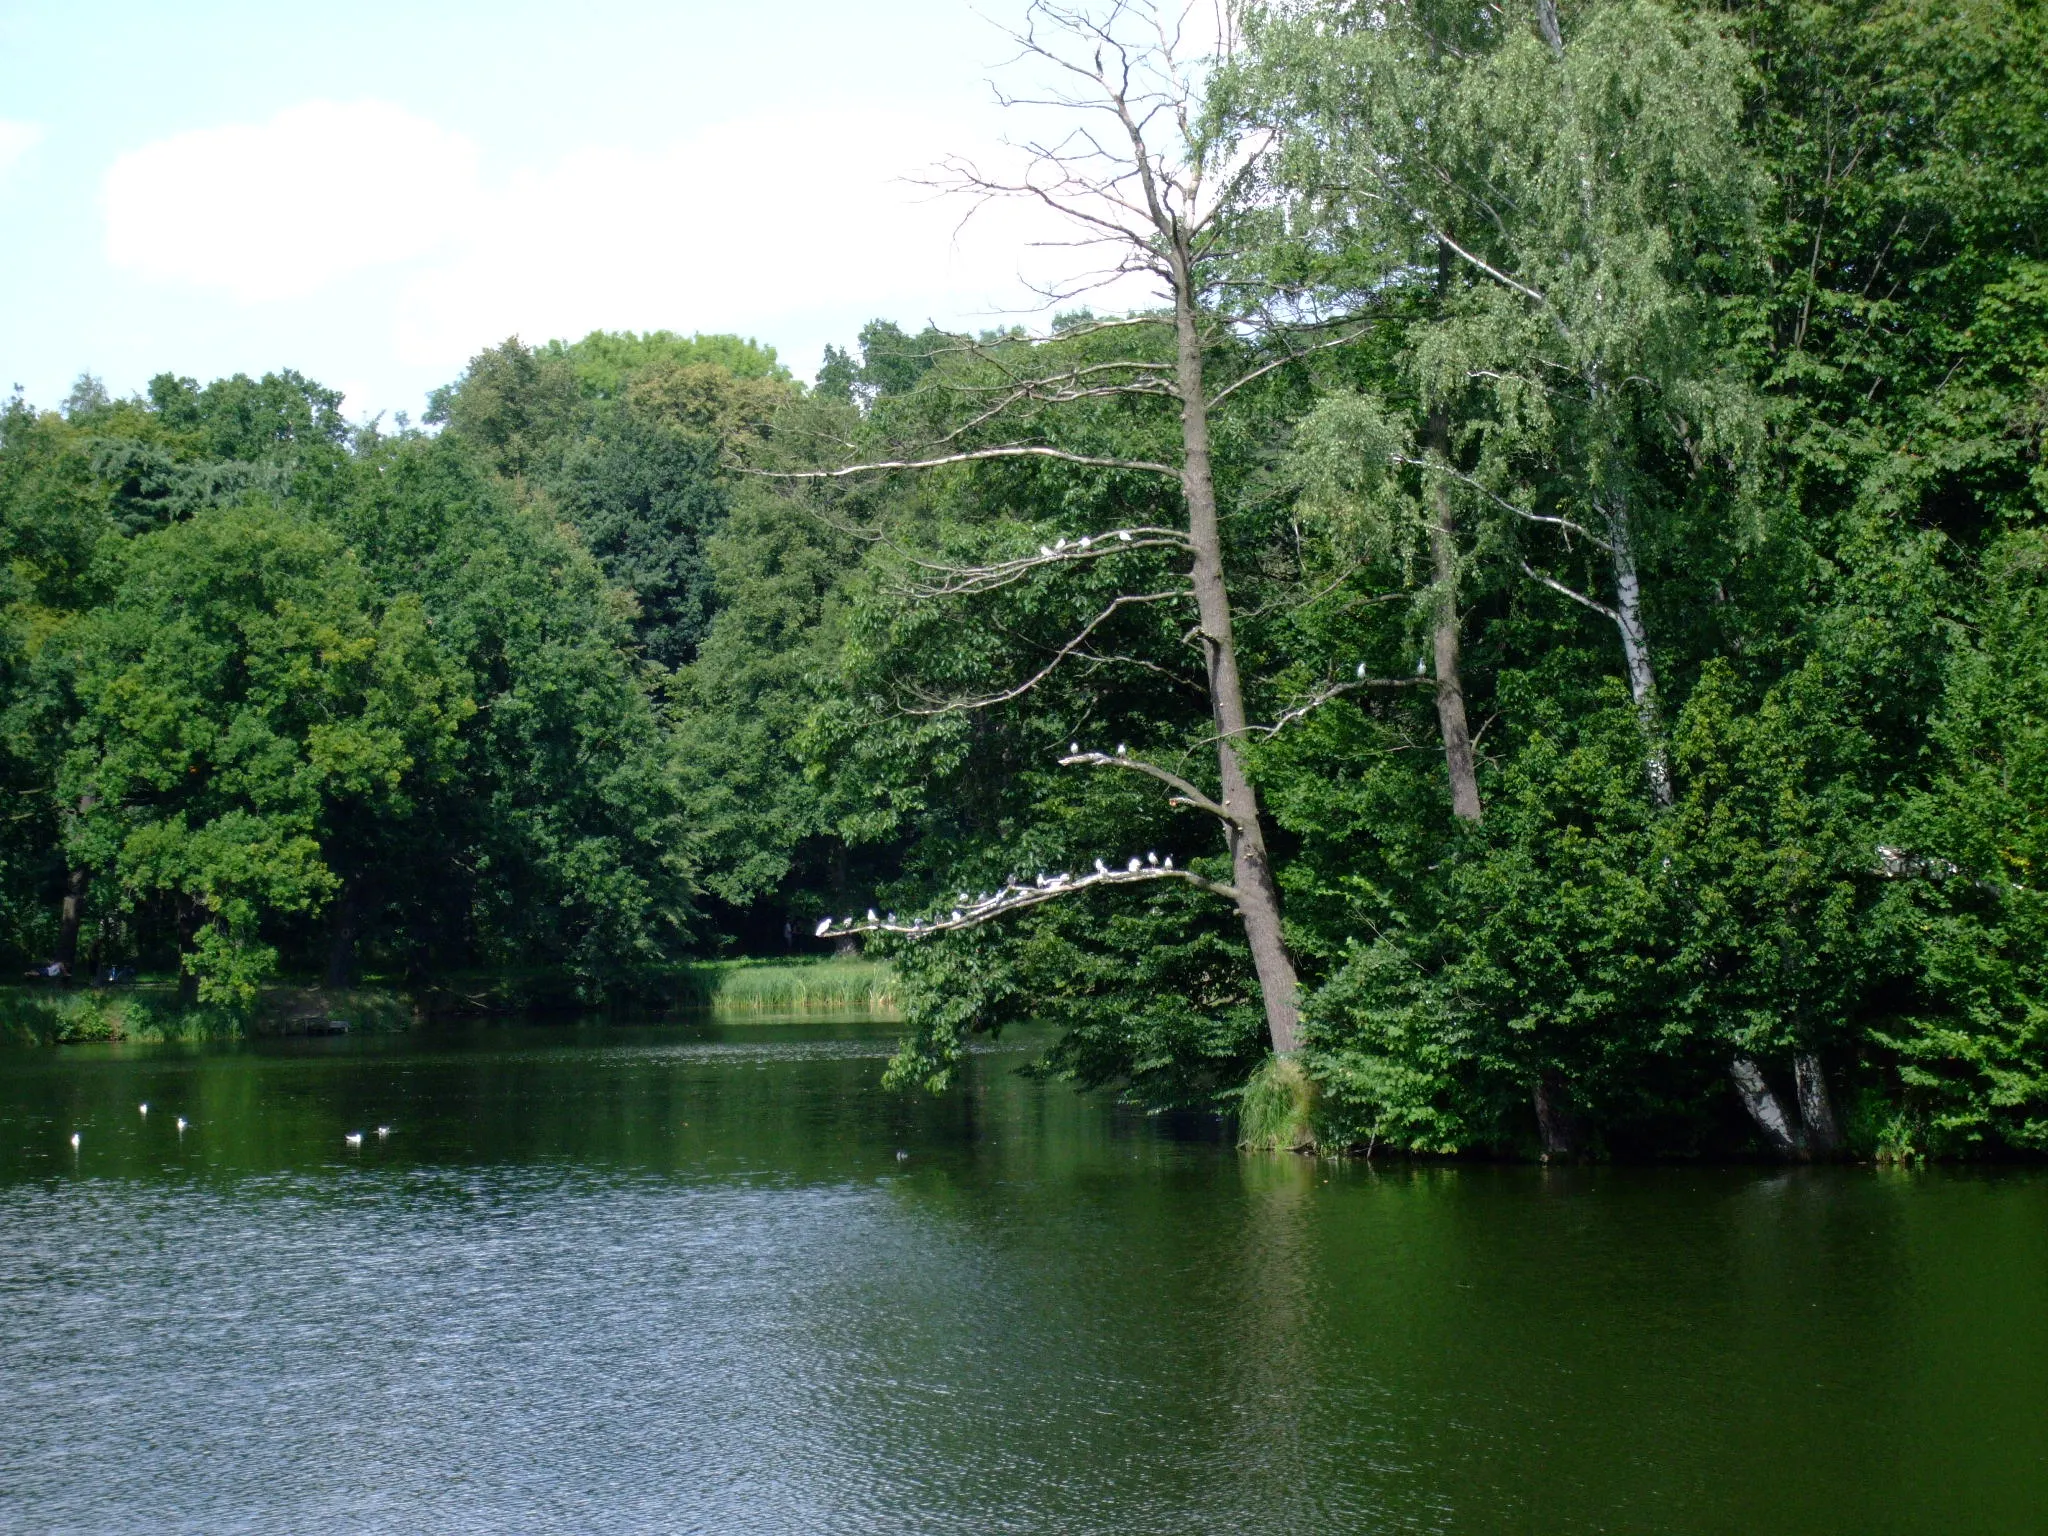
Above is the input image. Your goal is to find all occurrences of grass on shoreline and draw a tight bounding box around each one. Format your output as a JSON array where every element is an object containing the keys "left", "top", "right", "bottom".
[
  {"left": 0, "top": 984, "right": 418, "bottom": 1046},
  {"left": 678, "top": 959, "right": 896, "bottom": 1015},
  {"left": 0, "top": 958, "right": 897, "bottom": 1045},
  {"left": 411, "top": 957, "right": 896, "bottom": 1018}
]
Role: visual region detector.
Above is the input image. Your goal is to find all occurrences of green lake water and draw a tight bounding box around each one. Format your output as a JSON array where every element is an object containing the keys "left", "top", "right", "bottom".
[{"left": 2, "top": 1018, "right": 2044, "bottom": 1533}]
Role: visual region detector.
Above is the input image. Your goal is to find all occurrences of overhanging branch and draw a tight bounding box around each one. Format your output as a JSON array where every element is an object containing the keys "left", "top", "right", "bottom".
[
  {"left": 1060, "top": 745, "right": 1229, "bottom": 819},
  {"left": 1247, "top": 668, "right": 1430, "bottom": 738},
  {"left": 1521, "top": 560, "right": 1620, "bottom": 623},
  {"left": 815, "top": 853, "right": 1238, "bottom": 939},
  {"left": 739, "top": 445, "right": 1181, "bottom": 481},
  {"left": 902, "top": 525, "right": 1191, "bottom": 598}
]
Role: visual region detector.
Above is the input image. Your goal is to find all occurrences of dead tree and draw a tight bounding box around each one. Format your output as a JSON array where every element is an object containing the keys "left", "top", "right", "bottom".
[{"left": 768, "top": 2, "right": 1383, "bottom": 1057}]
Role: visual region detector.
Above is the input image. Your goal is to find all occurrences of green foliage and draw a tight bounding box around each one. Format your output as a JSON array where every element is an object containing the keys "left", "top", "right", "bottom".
[
  {"left": 675, "top": 481, "right": 860, "bottom": 908},
  {"left": 549, "top": 329, "right": 790, "bottom": 397},
  {"left": 425, "top": 337, "right": 584, "bottom": 479},
  {"left": 334, "top": 436, "right": 697, "bottom": 978},
  {"left": 59, "top": 502, "right": 467, "bottom": 1001},
  {"left": 0, "top": 982, "right": 417, "bottom": 1045},
  {"left": 3, "top": 0, "right": 2045, "bottom": 1162},
  {"left": 556, "top": 416, "right": 728, "bottom": 667},
  {"left": 1878, "top": 532, "right": 2048, "bottom": 1152}
]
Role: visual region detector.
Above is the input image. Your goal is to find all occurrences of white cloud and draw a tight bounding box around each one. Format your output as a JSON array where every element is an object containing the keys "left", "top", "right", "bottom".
[
  {"left": 0, "top": 119, "right": 43, "bottom": 176},
  {"left": 103, "top": 100, "right": 479, "bottom": 302},
  {"left": 98, "top": 98, "right": 1161, "bottom": 392},
  {"left": 391, "top": 107, "right": 1147, "bottom": 372}
]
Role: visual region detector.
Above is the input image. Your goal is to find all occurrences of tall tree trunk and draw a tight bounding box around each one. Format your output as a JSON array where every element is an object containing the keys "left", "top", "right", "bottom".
[
  {"left": 1426, "top": 409, "right": 1483, "bottom": 822},
  {"left": 54, "top": 794, "right": 98, "bottom": 979},
  {"left": 1534, "top": 0, "right": 1567, "bottom": 55},
  {"left": 1533, "top": 1073, "right": 1578, "bottom": 1160},
  {"left": 1172, "top": 251, "right": 1301, "bottom": 1056},
  {"left": 176, "top": 896, "right": 201, "bottom": 1007},
  {"left": 54, "top": 867, "right": 88, "bottom": 976},
  {"left": 1794, "top": 1053, "right": 1841, "bottom": 1156},
  {"left": 1606, "top": 491, "right": 1673, "bottom": 806},
  {"left": 1729, "top": 1054, "right": 1802, "bottom": 1158},
  {"left": 323, "top": 880, "right": 360, "bottom": 991}
]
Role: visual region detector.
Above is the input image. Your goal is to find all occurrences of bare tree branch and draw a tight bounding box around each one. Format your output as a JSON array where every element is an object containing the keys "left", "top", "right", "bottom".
[
  {"left": 900, "top": 524, "right": 1191, "bottom": 598},
  {"left": 901, "top": 589, "right": 1188, "bottom": 714},
  {"left": 739, "top": 445, "right": 1182, "bottom": 481},
  {"left": 1245, "top": 669, "right": 1430, "bottom": 738},
  {"left": 1432, "top": 226, "right": 1556, "bottom": 313},
  {"left": 949, "top": 357, "right": 1178, "bottom": 396},
  {"left": 815, "top": 852, "right": 1238, "bottom": 938},
  {"left": 1072, "top": 637, "right": 1202, "bottom": 681},
  {"left": 1521, "top": 560, "right": 1620, "bottom": 622},
  {"left": 1391, "top": 455, "right": 1612, "bottom": 550},
  {"left": 1060, "top": 745, "right": 1229, "bottom": 818},
  {"left": 1206, "top": 322, "right": 1382, "bottom": 408}
]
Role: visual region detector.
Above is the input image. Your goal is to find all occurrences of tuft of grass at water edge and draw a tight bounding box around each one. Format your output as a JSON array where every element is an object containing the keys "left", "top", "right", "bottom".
[{"left": 1237, "top": 1054, "right": 1320, "bottom": 1152}]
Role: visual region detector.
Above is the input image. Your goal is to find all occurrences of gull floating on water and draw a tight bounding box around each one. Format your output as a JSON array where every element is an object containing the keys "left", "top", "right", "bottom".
[
  {"left": 176, "top": 1118, "right": 187, "bottom": 1133},
  {"left": 69, "top": 1132, "right": 80, "bottom": 1149},
  {"left": 138, "top": 1103, "right": 148, "bottom": 1116},
  {"left": 376, "top": 1126, "right": 390, "bottom": 1138},
  {"left": 344, "top": 1132, "right": 363, "bottom": 1148}
]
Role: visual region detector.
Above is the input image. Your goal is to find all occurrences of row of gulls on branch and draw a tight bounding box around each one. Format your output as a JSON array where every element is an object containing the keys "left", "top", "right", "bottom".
[{"left": 814, "top": 851, "right": 1174, "bottom": 937}]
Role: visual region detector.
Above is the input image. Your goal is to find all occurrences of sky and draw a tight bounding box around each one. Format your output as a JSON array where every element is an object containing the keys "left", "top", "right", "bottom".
[{"left": 0, "top": 0, "right": 1146, "bottom": 422}]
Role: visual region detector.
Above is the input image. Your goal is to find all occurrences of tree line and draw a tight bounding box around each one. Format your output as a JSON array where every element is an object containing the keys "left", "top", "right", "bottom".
[{"left": 2, "top": 0, "right": 2043, "bottom": 1158}]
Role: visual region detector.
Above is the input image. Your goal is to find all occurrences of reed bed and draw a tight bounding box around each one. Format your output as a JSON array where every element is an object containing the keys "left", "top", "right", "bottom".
[{"left": 683, "top": 959, "right": 897, "bottom": 1016}]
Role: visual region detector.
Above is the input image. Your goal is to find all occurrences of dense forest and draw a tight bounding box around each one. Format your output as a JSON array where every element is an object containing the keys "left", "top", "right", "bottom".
[{"left": 3, "top": 0, "right": 2043, "bottom": 1159}]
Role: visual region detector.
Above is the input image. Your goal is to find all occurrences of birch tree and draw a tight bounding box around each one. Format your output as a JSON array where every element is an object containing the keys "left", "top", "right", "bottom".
[
  {"left": 1237, "top": 0, "right": 1812, "bottom": 1151},
  {"left": 1237, "top": 0, "right": 1765, "bottom": 807}
]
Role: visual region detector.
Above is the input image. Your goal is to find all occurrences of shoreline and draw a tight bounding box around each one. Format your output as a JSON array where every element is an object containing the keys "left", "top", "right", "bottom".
[{"left": 0, "top": 958, "right": 898, "bottom": 1046}]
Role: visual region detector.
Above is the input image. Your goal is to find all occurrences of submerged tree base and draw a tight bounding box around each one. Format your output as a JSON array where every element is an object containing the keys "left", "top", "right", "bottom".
[{"left": 1237, "top": 1054, "right": 1320, "bottom": 1153}]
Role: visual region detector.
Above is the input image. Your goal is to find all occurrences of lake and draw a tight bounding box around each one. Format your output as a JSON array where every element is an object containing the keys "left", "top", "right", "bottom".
[{"left": 2, "top": 1018, "right": 2044, "bottom": 1533}]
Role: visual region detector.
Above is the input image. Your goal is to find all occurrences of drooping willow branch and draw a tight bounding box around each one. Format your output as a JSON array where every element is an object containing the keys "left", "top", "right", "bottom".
[{"left": 815, "top": 851, "right": 1238, "bottom": 939}]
